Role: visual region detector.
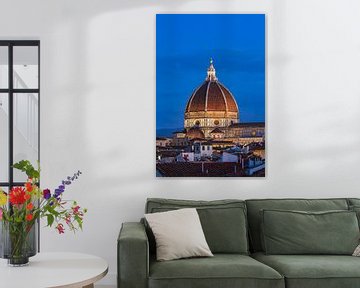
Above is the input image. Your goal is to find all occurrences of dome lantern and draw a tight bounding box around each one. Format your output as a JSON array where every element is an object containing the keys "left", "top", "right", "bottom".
[{"left": 206, "top": 58, "right": 217, "bottom": 81}]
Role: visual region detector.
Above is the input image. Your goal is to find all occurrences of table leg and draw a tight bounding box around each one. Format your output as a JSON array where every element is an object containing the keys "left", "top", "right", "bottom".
[{"left": 82, "top": 284, "right": 94, "bottom": 288}]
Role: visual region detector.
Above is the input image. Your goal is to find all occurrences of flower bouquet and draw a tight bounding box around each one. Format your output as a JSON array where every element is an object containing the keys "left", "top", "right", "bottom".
[{"left": 0, "top": 160, "right": 87, "bottom": 266}]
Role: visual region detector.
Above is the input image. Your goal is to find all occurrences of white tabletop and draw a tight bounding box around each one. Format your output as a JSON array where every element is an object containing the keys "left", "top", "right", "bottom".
[{"left": 0, "top": 252, "right": 108, "bottom": 288}]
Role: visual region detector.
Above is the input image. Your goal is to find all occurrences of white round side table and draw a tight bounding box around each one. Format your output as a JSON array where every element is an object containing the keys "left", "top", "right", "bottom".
[{"left": 0, "top": 252, "right": 108, "bottom": 288}]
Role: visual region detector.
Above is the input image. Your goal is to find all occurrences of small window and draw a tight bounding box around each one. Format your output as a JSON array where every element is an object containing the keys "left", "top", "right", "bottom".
[
  {"left": 195, "top": 120, "right": 200, "bottom": 126},
  {"left": 214, "top": 120, "right": 219, "bottom": 125}
]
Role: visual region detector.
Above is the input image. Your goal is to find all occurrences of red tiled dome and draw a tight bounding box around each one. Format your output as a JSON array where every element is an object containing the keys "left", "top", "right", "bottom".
[
  {"left": 185, "top": 81, "right": 238, "bottom": 113},
  {"left": 185, "top": 60, "right": 238, "bottom": 114}
]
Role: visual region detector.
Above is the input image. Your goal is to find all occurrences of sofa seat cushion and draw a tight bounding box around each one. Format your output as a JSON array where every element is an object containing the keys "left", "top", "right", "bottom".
[
  {"left": 252, "top": 252, "right": 360, "bottom": 288},
  {"left": 149, "top": 254, "right": 284, "bottom": 288}
]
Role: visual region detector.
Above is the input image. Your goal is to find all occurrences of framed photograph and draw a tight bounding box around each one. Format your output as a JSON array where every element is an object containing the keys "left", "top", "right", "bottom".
[{"left": 156, "top": 14, "right": 265, "bottom": 177}]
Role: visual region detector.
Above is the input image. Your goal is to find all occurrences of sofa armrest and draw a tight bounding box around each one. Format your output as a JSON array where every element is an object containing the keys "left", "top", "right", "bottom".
[{"left": 118, "top": 222, "right": 149, "bottom": 288}]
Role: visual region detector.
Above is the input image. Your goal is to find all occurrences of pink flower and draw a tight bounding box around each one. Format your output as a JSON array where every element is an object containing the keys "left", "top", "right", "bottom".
[
  {"left": 72, "top": 205, "right": 80, "bottom": 215},
  {"left": 65, "top": 214, "right": 71, "bottom": 225},
  {"left": 0, "top": 208, "right": 3, "bottom": 220},
  {"left": 56, "top": 223, "right": 65, "bottom": 234}
]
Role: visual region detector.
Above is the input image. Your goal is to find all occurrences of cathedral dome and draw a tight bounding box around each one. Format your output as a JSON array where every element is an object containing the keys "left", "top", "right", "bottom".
[
  {"left": 185, "top": 59, "right": 239, "bottom": 114},
  {"left": 184, "top": 59, "right": 240, "bottom": 138},
  {"left": 186, "top": 127, "right": 205, "bottom": 139}
]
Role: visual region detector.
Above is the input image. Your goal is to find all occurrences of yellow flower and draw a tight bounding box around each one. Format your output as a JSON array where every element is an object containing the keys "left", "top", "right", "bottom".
[{"left": 0, "top": 190, "right": 7, "bottom": 206}]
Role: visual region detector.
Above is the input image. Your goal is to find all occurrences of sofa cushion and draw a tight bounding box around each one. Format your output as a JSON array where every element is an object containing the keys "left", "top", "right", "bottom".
[
  {"left": 348, "top": 205, "right": 360, "bottom": 228},
  {"left": 252, "top": 252, "right": 360, "bottom": 288},
  {"left": 261, "top": 209, "right": 359, "bottom": 255},
  {"left": 246, "top": 198, "right": 349, "bottom": 252},
  {"left": 146, "top": 198, "right": 249, "bottom": 254},
  {"left": 347, "top": 198, "right": 360, "bottom": 207},
  {"left": 149, "top": 254, "right": 284, "bottom": 288},
  {"left": 347, "top": 199, "right": 360, "bottom": 229}
]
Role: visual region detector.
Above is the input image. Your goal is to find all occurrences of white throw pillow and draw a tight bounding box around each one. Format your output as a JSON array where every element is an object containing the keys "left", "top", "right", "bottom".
[
  {"left": 145, "top": 208, "right": 213, "bottom": 261},
  {"left": 353, "top": 244, "right": 360, "bottom": 256}
]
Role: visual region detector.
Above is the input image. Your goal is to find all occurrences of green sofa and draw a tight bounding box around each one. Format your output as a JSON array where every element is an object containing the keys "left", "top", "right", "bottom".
[{"left": 118, "top": 198, "right": 360, "bottom": 288}]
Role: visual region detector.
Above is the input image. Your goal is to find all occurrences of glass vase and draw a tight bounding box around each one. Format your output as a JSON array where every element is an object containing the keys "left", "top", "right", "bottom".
[{"left": 0, "top": 220, "right": 37, "bottom": 266}]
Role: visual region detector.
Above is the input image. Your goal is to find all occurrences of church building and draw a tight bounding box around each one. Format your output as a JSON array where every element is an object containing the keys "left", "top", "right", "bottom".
[{"left": 175, "top": 59, "right": 265, "bottom": 145}]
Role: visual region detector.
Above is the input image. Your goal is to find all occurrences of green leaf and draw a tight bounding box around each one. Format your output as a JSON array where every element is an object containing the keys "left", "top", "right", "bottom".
[
  {"left": 75, "top": 215, "right": 83, "bottom": 230},
  {"left": 13, "top": 160, "right": 29, "bottom": 170},
  {"left": 47, "top": 214, "right": 54, "bottom": 227},
  {"left": 46, "top": 205, "right": 60, "bottom": 217},
  {"left": 12, "top": 160, "right": 40, "bottom": 180}
]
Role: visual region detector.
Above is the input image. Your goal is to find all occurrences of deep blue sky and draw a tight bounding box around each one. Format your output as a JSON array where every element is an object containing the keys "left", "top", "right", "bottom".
[{"left": 156, "top": 14, "right": 265, "bottom": 130}]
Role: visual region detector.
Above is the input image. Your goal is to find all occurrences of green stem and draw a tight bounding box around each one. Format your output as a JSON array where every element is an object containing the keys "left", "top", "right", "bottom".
[{"left": 8, "top": 222, "right": 30, "bottom": 259}]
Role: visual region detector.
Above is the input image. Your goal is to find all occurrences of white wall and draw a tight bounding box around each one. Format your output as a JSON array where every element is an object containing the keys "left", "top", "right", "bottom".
[{"left": 1, "top": 0, "right": 360, "bottom": 285}]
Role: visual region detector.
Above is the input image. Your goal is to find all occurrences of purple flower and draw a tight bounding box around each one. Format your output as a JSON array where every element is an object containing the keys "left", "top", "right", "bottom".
[
  {"left": 43, "top": 189, "right": 51, "bottom": 200},
  {"left": 54, "top": 189, "right": 63, "bottom": 198},
  {"left": 55, "top": 170, "right": 82, "bottom": 199}
]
